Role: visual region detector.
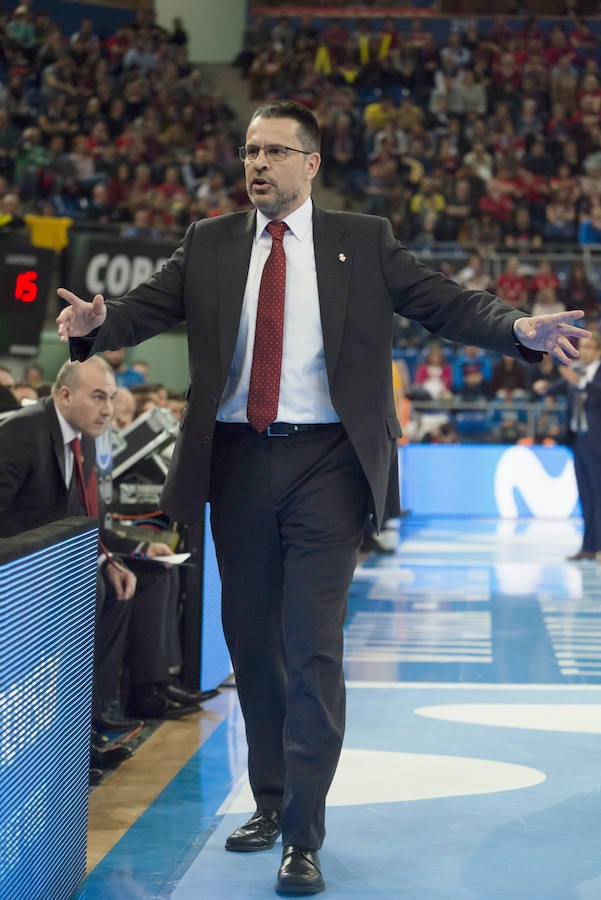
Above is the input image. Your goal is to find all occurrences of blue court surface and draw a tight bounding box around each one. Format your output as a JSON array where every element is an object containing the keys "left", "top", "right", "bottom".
[{"left": 73, "top": 517, "right": 601, "bottom": 899}]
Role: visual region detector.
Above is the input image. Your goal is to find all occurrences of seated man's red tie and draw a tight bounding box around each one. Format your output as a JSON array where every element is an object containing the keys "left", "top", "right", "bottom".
[
  {"left": 71, "top": 436, "right": 124, "bottom": 572},
  {"left": 70, "top": 436, "right": 99, "bottom": 517},
  {"left": 247, "top": 221, "right": 288, "bottom": 433}
]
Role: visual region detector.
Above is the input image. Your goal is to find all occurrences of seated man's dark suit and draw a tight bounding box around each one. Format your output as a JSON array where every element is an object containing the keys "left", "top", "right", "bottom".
[{"left": 0, "top": 396, "right": 180, "bottom": 714}]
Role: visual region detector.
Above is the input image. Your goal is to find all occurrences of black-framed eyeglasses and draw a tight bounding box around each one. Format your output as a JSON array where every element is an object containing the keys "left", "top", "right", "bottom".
[{"left": 238, "top": 144, "right": 311, "bottom": 162}]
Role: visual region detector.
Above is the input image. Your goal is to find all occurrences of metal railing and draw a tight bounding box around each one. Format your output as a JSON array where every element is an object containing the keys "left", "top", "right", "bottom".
[{"left": 407, "top": 397, "right": 567, "bottom": 444}]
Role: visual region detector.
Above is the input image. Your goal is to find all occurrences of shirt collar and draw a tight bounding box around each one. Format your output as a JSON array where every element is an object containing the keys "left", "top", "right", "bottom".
[
  {"left": 55, "top": 403, "right": 81, "bottom": 447},
  {"left": 255, "top": 196, "right": 313, "bottom": 243}
]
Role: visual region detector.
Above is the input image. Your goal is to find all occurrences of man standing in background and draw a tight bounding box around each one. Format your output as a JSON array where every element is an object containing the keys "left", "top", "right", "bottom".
[{"left": 533, "top": 334, "right": 601, "bottom": 561}]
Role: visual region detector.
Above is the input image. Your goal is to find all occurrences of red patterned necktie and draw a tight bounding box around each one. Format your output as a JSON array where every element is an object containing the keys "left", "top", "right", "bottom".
[
  {"left": 70, "top": 436, "right": 99, "bottom": 518},
  {"left": 71, "top": 437, "right": 126, "bottom": 573},
  {"left": 247, "top": 220, "right": 288, "bottom": 433}
]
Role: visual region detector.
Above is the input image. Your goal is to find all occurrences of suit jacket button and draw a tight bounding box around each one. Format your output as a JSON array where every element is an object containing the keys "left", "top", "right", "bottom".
[{"left": 202, "top": 435, "right": 210, "bottom": 443}]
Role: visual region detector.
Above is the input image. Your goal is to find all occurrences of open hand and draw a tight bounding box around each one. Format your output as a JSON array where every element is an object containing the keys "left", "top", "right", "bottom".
[
  {"left": 56, "top": 288, "right": 107, "bottom": 342},
  {"left": 514, "top": 310, "right": 590, "bottom": 365}
]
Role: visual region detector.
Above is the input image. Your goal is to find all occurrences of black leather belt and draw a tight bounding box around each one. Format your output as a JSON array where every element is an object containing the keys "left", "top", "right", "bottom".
[
  {"left": 265, "top": 422, "right": 339, "bottom": 436},
  {"left": 216, "top": 421, "right": 340, "bottom": 437}
]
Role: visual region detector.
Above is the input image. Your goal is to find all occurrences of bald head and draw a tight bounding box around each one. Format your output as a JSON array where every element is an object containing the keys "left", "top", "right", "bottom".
[{"left": 52, "top": 356, "right": 116, "bottom": 437}]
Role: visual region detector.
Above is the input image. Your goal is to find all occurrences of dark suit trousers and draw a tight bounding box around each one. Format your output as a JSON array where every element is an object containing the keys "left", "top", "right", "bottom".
[
  {"left": 126, "top": 564, "right": 182, "bottom": 685},
  {"left": 573, "top": 434, "right": 601, "bottom": 553},
  {"left": 209, "top": 422, "right": 369, "bottom": 849},
  {"left": 93, "top": 570, "right": 131, "bottom": 713}
]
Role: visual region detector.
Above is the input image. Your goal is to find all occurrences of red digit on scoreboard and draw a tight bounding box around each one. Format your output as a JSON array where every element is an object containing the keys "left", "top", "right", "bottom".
[{"left": 15, "top": 270, "right": 39, "bottom": 303}]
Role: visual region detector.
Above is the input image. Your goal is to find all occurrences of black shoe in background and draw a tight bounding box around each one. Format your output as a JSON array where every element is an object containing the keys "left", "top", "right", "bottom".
[
  {"left": 164, "top": 680, "right": 219, "bottom": 705},
  {"left": 128, "top": 686, "right": 201, "bottom": 720},
  {"left": 90, "top": 740, "right": 134, "bottom": 769},
  {"left": 92, "top": 712, "right": 144, "bottom": 732}
]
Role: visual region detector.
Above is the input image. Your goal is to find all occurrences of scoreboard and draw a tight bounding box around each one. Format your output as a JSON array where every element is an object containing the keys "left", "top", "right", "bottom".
[{"left": 0, "top": 240, "right": 54, "bottom": 355}]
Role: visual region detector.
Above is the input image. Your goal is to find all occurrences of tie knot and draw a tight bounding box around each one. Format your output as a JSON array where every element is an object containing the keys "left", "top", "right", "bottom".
[{"left": 267, "top": 221, "right": 287, "bottom": 242}]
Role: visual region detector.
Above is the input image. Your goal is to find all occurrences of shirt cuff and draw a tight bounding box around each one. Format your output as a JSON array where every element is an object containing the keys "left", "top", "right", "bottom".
[{"left": 69, "top": 330, "right": 100, "bottom": 362}]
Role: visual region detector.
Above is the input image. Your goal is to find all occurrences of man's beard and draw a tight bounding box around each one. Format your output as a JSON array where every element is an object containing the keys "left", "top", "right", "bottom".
[{"left": 248, "top": 183, "right": 300, "bottom": 218}]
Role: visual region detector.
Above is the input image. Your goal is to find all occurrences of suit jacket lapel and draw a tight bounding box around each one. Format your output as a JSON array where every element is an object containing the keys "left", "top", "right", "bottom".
[
  {"left": 47, "top": 398, "right": 67, "bottom": 486},
  {"left": 82, "top": 434, "right": 96, "bottom": 481},
  {"left": 217, "top": 210, "right": 255, "bottom": 382},
  {"left": 313, "top": 207, "right": 352, "bottom": 384}
]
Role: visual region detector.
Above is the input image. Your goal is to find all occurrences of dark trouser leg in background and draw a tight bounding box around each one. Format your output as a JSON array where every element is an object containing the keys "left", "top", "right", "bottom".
[
  {"left": 92, "top": 569, "right": 131, "bottom": 715},
  {"left": 126, "top": 564, "right": 182, "bottom": 686},
  {"left": 573, "top": 437, "right": 601, "bottom": 554}
]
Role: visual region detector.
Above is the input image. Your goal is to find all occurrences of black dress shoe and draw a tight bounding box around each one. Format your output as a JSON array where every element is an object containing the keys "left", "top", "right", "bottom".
[
  {"left": 225, "top": 809, "right": 281, "bottom": 852},
  {"left": 128, "top": 687, "right": 201, "bottom": 720},
  {"left": 276, "top": 846, "right": 324, "bottom": 895},
  {"left": 91, "top": 742, "right": 134, "bottom": 769},
  {"left": 567, "top": 551, "right": 595, "bottom": 561},
  {"left": 164, "top": 681, "right": 219, "bottom": 705},
  {"left": 92, "top": 713, "right": 143, "bottom": 732}
]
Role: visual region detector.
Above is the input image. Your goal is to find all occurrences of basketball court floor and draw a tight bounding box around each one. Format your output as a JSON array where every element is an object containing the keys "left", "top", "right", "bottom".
[{"left": 73, "top": 515, "right": 601, "bottom": 899}]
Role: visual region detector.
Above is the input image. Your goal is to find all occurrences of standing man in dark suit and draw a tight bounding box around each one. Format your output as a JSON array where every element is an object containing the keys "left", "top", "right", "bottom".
[
  {"left": 56, "top": 100, "right": 587, "bottom": 895},
  {"left": 533, "top": 334, "right": 601, "bottom": 561}
]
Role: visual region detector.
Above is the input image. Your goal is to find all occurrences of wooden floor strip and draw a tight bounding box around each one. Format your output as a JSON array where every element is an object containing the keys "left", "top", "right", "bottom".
[{"left": 85, "top": 692, "right": 234, "bottom": 872}]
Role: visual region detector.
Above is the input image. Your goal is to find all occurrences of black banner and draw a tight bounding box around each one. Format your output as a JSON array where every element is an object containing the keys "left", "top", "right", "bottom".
[{"left": 64, "top": 232, "right": 179, "bottom": 302}]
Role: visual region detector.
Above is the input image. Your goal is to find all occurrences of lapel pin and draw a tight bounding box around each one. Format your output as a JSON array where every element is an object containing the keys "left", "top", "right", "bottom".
[{"left": 338, "top": 253, "right": 346, "bottom": 262}]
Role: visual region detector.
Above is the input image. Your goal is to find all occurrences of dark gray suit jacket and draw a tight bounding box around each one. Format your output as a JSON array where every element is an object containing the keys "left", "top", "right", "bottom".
[
  {"left": 0, "top": 397, "right": 95, "bottom": 538},
  {"left": 0, "top": 397, "right": 137, "bottom": 556},
  {"left": 70, "top": 206, "right": 537, "bottom": 526}
]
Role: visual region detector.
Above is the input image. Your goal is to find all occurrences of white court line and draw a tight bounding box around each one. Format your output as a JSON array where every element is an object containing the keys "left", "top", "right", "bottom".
[{"left": 345, "top": 681, "right": 601, "bottom": 690}]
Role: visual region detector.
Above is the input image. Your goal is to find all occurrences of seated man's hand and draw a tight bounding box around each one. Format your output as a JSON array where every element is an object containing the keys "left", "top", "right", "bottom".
[
  {"left": 106, "top": 562, "right": 137, "bottom": 601},
  {"left": 146, "top": 542, "right": 173, "bottom": 558}
]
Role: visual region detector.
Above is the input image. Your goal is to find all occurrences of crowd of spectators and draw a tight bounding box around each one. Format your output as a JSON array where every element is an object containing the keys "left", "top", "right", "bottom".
[
  {"left": 238, "top": 13, "right": 601, "bottom": 257},
  {"left": 2, "top": 3, "right": 601, "bottom": 445},
  {"left": 399, "top": 335, "right": 570, "bottom": 445},
  {"left": 234, "top": 8, "right": 601, "bottom": 442},
  {"left": 3, "top": 6, "right": 601, "bottom": 265},
  {"left": 0, "top": 3, "right": 249, "bottom": 238},
  {"left": 2, "top": 5, "right": 601, "bottom": 262}
]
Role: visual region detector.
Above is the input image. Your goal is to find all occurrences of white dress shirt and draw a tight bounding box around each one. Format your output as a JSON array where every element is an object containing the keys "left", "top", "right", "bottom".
[
  {"left": 55, "top": 409, "right": 117, "bottom": 564},
  {"left": 55, "top": 405, "right": 81, "bottom": 487},
  {"left": 218, "top": 198, "right": 339, "bottom": 424}
]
